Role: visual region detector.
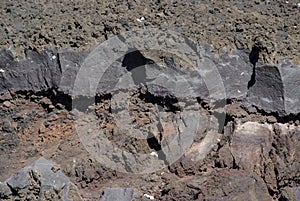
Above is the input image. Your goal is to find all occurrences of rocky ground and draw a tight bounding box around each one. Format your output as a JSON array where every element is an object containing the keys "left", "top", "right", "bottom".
[
  {"left": 0, "top": 0, "right": 300, "bottom": 201},
  {"left": 0, "top": 0, "right": 300, "bottom": 64}
]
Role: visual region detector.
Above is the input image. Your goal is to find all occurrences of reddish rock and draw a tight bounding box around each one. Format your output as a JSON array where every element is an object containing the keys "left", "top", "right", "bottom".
[
  {"left": 2, "top": 101, "right": 12, "bottom": 108},
  {"left": 0, "top": 92, "right": 12, "bottom": 101},
  {"left": 230, "top": 122, "right": 273, "bottom": 173}
]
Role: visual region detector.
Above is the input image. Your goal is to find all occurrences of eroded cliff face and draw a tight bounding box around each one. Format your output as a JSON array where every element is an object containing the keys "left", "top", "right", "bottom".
[
  {"left": 1, "top": 0, "right": 300, "bottom": 200},
  {"left": 0, "top": 44, "right": 299, "bottom": 200}
]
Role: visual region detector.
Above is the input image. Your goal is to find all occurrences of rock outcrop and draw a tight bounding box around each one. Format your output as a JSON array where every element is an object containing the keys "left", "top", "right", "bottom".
[
  {"left": 1, "top": 45, "right": 299, "bottom": 116},
  {"left": 0, "top": 157, "right": 82, "bottom": 201}
]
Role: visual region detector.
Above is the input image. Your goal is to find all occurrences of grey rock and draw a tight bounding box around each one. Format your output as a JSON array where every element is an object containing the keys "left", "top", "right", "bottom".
[
  {"left": 145, "top": 44, "right": 253, "bottom": 101},
  {"left": 145, "top": 64, "right": 208, "bottom": 99},
  {"left": 162, "top": 110, "right": 211, "bottom": 164},
  {"left": 281, "top": 187, "right": 300, "bottom": 201},
  {"left": 97, "top": 60, "right": 131, "bottom": 93},
  {"left": 2, "top": 157, "right": 82, "bottom": 201},
  {"left": 99, "top": 188, "right": 134, "bottom": 201},
  {"left": 247, "top": 62, "right": 300, "bottom": 115},
  {"left": 0, "top": 182, "right": 11, "bottom": 198},
  {"left": 58, "top": 50, "right": 90, "bottom": 94},
  {"left": 0, "top": 41, "right": 251, "bottom": 102},
  {"left": 0, "top": 48, "right": 89, "bottom": 96},
  {"left": 0, "top": 48, "right": 61, "bottom": 94},
  {"left": 279, "top": 61, "right": 300, "bottom": 115},
  {"left": 75, "top": 96, "right": 215, "bottom": 174},
  {"left": 71, "top": 36, "right": 130, "bottom": 97},
  {"left": 296, "top": 188, "right": 300, "bottom": 201},
  {"left": 1, "top": 43, "right": 299, "bottom": 117},
  {"left": 167, "top": 110, "right": 218, "bottom": 163},
  {"left": 247, "top": 65, "right": 285, "bottom": 114},
  {"left": 199, "top": 44, "right": 253, "bottom": 99},
  {"left": 72, "top": 38, "right": 207, "bottom": 98}
]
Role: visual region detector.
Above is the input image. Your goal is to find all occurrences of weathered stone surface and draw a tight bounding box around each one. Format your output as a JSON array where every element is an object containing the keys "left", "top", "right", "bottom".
[
  {"left": 247, "top": 65, "right": 285, "bottom": 114},
  {"left": 226, "top": 122, "right": 300, "bottom": 194},
  {"left": 0, "top": 182, "right": 11, "bottom": 198},
  {"left": 1, "top": 157, "right": 82, "bottom": 201},
  {"left": 1, "top": 44, "right": 299, "bottom": 117},
  {"left": 0, "top": 44, "right": 253, "bottom": 101},
  {"left": 161, "top": 170, "right": 272, "bottom": 201},
  {"left": 247, "top": 62, "right": 300, "bottom": 115},
  {"left": 58, "top": 50, "right": 90, "bottom": 94},
  {"left": 161, "top": 110, "right": 214, "bottom": 165},
  {"left": 199, "top": 44, "right": 253, "bottom": 99},
  {"left": 281, "top": 187, "right": 300, "bottom": 201},
  {"left": 272, "top": 123, "right": 300, "bottom": 188},
  {"left": 1, "top": 0, "right": 299, "bottom": 64},
  {"left": 73, "top": 40, "right": 253, "bottom": 102},
  {"left": 198, "top": 170, "right": 273, "bottom": 201},
  {"left": 279, "top": 61, "right": 300, "bottom": 115},
  {"left": 230, "top": 122, "right": 273, "bottom": 172},
  {"left": 0, "top": 48, "right": 88, "bottom": 96},
  {"left": 99, "top": 188, "right": 134, "bottom": 201},
  {"left": 168, "top": 114, "right": 220, "bottom": 176},
  {"left": 0, "top": 48, "right": 61, "bottom": 94},
  {"left": 75, "top": 99, "right": 215, "bottom": 174}
]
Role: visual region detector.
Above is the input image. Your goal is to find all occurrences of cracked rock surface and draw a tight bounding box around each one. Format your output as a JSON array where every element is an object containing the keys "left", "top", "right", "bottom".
[
  {"left": 1, "top": 157, "right": 82, "bottom": 201},
  {"left": 0, "top": 1, "right": 300, "bottom": 201}
]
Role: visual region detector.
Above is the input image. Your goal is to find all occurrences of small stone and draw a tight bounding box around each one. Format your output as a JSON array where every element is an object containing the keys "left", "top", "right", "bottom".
[
  {"left": 39, "top": 124, "right": 46, "bottom": 134},
  {"left": 10, "top": 122, "right": 17, "bottom": 130},
  {"left": 40, "top": 151, "right": 45, "bottom": 156},
  {"left": 266, "top": 116, "right": 277, "bottom": 123},
  {"left": 0, "top": 92, "right": 13, "bottom": 101},
  {"left": 2, "top": 120, "right": 14, "bottom": 132},
  {"left": 3, "top": 101, "right": 12, "bottom": 108},
  {"left": 144, "top": 193, "right": 154, "bottom": 200},
  {"left": 40, "top": 97, "right": 52, "bottom": 106},
  {"left": 150, "top": 151, "right": 159, "bottom": 158}
]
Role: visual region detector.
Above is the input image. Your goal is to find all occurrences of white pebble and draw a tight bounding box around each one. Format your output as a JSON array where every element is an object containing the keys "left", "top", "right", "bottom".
[
  {"left": 0, "top": 69, "right": 5, "bottom": 73},
  {"left": 51, "top": 55, "right": 56, "bottom": 60},
  {"left": 150, "top": 151, "right": 158, "bottom": 158},
  {"left": 137, "top": 16, "right": 145, "bottom": 22},
  {"left": 144, "top": 194, "right": 154, "bottom": 200}
]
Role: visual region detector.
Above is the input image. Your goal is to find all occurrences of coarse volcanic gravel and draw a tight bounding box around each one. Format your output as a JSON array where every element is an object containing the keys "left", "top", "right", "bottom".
[{"left": 0, "top": 0, "right": 300, "bottom": 64}]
